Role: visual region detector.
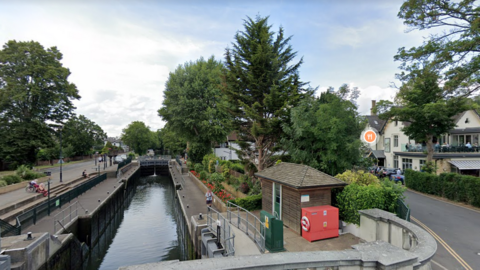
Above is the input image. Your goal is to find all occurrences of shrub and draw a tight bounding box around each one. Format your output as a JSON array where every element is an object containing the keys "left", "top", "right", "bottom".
[
  {"left": 210, "top": 173, "right": 225, "bottom": 193},
  {"left": 229, "top": 194, "right": 262, "bottom": 211},
  {"left": 0, "top": 180, "right": 7, "bottom": 187},
  {"left": 194, "top": 163, "right": 203, "bottom": 173},
  {"left": 335, "top": 170, "right": 379, "bottom": 186},
  {"left": 199, "top": 171, "right": 208, "bottom": 181},
  {"left": 221, "top": 163, "right": 231, "bottom": 181},
  {"left": 187, "top": 161, "right": 193, "bottom": 170},
  {"left": 239, "top": 182, "right": 250, "bottom": 194},
  {"left": 248, "top": 180, "right": 262, "bottom": 195},
  {"left": 336, "top": 181, "right": 405, "bottom": 225},
  {"left": 230, "top": 163, "right": 245, "bottom": 174},
  {"left": 2, "top": 175, "right": 23, "bottom": 185},
  {"left": 208, "top": 160, "right": 216, "bottom": 173},
  {"left": 15, "top": 165, "right": 44, "bottom": 180}
]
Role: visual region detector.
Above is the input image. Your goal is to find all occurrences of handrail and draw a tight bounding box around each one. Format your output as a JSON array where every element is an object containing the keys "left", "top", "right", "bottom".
[
  {"left": 206, "top": 207, "right": 235, "bottom": 256},
  {"left": 227, "top": 201, "right": 265, "bottom": 253},
  {"left": 53, "top": 201, "right": 78, "bottom": 234}
]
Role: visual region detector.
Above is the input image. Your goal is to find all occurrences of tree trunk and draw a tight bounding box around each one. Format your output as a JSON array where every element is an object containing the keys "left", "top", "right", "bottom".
[{"left": 426, "top": 135, "right": 434, "bottom": 162}]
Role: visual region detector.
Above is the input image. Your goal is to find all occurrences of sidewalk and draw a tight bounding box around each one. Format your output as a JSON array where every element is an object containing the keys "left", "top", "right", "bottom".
[{"left": 0, "top": 160, "right": 113, "bottom": 210}]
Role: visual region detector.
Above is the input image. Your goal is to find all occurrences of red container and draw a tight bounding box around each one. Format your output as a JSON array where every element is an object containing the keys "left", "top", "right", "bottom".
[{"left": 301, "top": 205, "right": 339, "bottom": 242}]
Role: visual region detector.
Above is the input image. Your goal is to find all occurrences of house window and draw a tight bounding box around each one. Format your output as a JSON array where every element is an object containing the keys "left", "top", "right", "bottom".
[
  {"left": 465, "top": 118, "right": 469, "bottom": 124},
  {"left": 384, "top": 138, "right": 391, "bottom": 153},
  {"left": 420, "top": 160, "right": 426, "bottom": 171},
  {"left": 395, "top": 120, "right": 398, "bottom": 126},
  {"left": 402, "top": 158, "right": 413, "bottom": 170},
  {"left": 394, "top": 135, "right": 398, "bottom": 147},
  {"left": 394, "top": 156, "right": 398, "bottom": 168}
]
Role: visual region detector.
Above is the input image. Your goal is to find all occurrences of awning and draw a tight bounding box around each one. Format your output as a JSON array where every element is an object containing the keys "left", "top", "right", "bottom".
[
  {"left": 369, "top": 150, "right": 386, "bottom": 159},
  {"left": 448, "top": 160, "right": 480, "bottom": 170}
]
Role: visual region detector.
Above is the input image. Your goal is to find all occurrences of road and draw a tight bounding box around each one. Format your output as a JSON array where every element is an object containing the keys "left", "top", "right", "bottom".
[{"left": 405, "top": 190, "right": 480, "bottom": 270}]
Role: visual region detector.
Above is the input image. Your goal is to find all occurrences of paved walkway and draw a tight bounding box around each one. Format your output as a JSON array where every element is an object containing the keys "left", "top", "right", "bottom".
[{"left": 0, "top": 159, "right": 113, "bottom": 207}]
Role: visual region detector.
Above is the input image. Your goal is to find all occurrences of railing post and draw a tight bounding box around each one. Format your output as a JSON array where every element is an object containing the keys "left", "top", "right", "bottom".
[{"left": 33, "top": 208, "right": 37, "bottom": 225}]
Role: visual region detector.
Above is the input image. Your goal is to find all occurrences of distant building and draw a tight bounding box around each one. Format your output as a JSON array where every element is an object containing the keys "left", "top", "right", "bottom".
[
  {"left": 104, "top": 137, "right": 130, "bottom": 152},
  {"left": 214, "top": 132, "right": 240, "bottom": 161}
]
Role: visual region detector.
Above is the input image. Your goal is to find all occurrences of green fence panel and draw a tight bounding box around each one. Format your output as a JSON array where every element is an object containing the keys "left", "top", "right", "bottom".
[{"left": 396, "top": 199, "right": 410, "bottom": 222}]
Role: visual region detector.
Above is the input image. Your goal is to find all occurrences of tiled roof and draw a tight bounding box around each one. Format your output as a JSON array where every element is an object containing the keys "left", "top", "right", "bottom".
[
  {"left": 254, "top": 162, "right": 346, "bottom": 189},
  {"left": 365, "top": 115, "right": 386, "bottom": 133}
]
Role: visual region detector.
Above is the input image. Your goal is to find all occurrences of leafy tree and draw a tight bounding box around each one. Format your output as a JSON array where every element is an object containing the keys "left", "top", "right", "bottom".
[
  {"left": 158, "top": 124, "right": 186, "bottom": 156},
  {"left": 396, "top": 0, "right": 480, "bottom": 95},
  {"left": 281, "top": 87, "right": 366, "bottom": 176},
  {"left": 0, "top": 40, "right": 79, "bottom": 165},
  {"left": 375, "top": 65, "right": 471, "bottom": 162},
  {"left": 335, "top": 170, "right": 380, "bottom": 186},
  {"left": 62, "top": 115, "right": 106, "bottom": 156},
  {"left": 121, "top": 121, "right": 157, "bottom": 155},
  {"left": 223, "top": 15, "right": 315, "bottom": 172},
  {"left": 158, "top": 56, "right": 230, "bottom": 163}
]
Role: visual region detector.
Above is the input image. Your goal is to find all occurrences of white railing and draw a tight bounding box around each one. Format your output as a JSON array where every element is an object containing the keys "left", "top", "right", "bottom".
[
  {"left": 227, "top": 201, "right": 265, "bottom": 253},
  {"left": 206, "top": 207, "right": 235, "bottom": 256},
  {"left": 53, "top": 201, "right": 78, "bottom": 234}
]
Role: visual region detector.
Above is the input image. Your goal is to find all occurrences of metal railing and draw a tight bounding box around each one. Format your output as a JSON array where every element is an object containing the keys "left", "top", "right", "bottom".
[
  {"left": 206, "top": 207, "right": 235, "bottom": 256},
  {"left": 227, "top": 201, "right": 265, "bottom": 253},
  {"left": 137, "top": 155, "right": 171, "bottom": 161},
  {"left": 0, "top": 218, "right": 20, "bottom": 237},
  {"left": 53, "top": 201, "right": 79, "bottom": 233},
  {"left": 396, "top": 199, "right": 411, "bottom": 222},
  {"left": 116, "top": 157, "right": 132, "bottom": 176},
  {"left": 16, "top": 173, "right": 107, "bottom": 233},
  {"left": 401, "top": 143, "right": 480, "bottom": 153}
]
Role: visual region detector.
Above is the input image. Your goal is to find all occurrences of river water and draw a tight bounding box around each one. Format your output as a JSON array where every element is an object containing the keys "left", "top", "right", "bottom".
[{"left": 85, "top": 174, "right": 191, "bottom": 270}]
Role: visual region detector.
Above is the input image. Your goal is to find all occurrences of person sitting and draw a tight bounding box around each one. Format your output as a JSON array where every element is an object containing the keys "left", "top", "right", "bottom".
[
  {"left": 82, "top": 170, "right": 89, "bottom": 178},
  {"left": 30, "top": 179, "right": 38, "bottom": 189},
  {"left": 37, "top": 183, "right": 48, "bottom": 196}
]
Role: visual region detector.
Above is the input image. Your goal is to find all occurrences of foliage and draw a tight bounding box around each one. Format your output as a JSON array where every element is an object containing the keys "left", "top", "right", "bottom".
[
  {"left": 158, "top": 124, "right": 185, "bottom": 156},
  {"left": 282, "top": 90, "right": 366, "bottom": 176},
  {"left": 186, "top": 161, "right": 193, "bottom": 170},
  {"left": 335, "top": 170, "right": 379, "bottom": 186},
  {"left": 16, "top": 165, "right": 44, "bottom": 180},
  {"left": 405, "top": 170, "right": 480, "bottom": 207},
  {"left": 2, "top": 175, "right": 23, "bottom": 185},
  {"left": 230, "top": 163, "right": 245, "bottom": 174},
  {"left": 375, "top": 65, "right": 471, "bottom": 162},
  {"left": 62, "top": 144, "right": 75, "bottom": 160},
  {"left": 229, "top": 194, "right": 262, "bottom": 211},
  {"left": 248, "top": 180, "right": 262, "bottom": 195},
  {"left": 336, "top": 181, "right": 405, "bottom": 225},
  {"left": 221, "top": 161, "right": 232, "bottom": 180},
  {"left": 158, "top": 56, "right": 230, "bottom": 163},
  {"left": 0, "top": 40, "right": 80, "bottom": 165},
  {"left": 128, "top": 153, "right": 135, "bottom": 159},
  {"left": 223, "top": 15, "right": 315, "bottom": 172},
  {"left": 239, "top": 182, "right": 250, "bottom": 194},
  {"left": 209, "top": 172, "right": 224, "bottom": 193},
  {"left": 421, "top": 161, "right": 436, "bottom": 174},
  {"left": 121, "top": 121, "right": 158, "bottom": 155},
  {"left": 0, "top": 180, "right": 6, "bottom": 187},
  {"left": 396, "top": 0, "right": 480, "bottom": 95},
  {"left": 62, "top": 115, "right": 106, "bottom": 156},
  {"left": 194, "top": 163, "right": 203, "bottom": 173},
  {"left": 199, "top": 171, "right": 208, "bottom": 181}
]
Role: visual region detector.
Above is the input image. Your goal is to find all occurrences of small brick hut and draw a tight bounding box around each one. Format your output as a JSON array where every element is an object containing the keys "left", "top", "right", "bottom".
[{"left": 255, "top": 162, "right": 347, "bottom": 235}]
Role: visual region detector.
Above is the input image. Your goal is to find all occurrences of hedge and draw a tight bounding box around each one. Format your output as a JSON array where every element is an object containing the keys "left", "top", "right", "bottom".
[
  {"left": 229, "top": 194, "right": 262, "bottom": 211},
  {"left": 405, "top": 169, "right": 480, "bottom": 207}
]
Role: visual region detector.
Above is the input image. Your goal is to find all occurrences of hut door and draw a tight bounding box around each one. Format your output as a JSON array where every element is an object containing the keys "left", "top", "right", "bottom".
[{"left": 273, "top": 183, "right": 281, "bottom": 219}]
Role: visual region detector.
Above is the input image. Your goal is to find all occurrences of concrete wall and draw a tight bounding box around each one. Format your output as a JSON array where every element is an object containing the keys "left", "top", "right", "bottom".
[{"left": 121, "top": 209, "right": 437, "bottom": 270}]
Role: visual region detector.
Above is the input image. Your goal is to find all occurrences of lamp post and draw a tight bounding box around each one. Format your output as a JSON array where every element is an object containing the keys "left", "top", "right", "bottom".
[{"left": 59, "top": 128, "right": 63, "bottom": 183}]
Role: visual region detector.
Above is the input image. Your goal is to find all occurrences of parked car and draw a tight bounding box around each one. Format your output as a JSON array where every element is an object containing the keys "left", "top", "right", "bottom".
[
  {"left": 113, "top": 156, "right": 124, "bottom": 164},
  {"left": 120, "top": 154, "right": 127, "bottom": 161},
  {"left": 382, "top": 168, "right": 399, "bottom": 178},
  {"left": 390, "top": 174, "right": 405, "bottom": 185}
]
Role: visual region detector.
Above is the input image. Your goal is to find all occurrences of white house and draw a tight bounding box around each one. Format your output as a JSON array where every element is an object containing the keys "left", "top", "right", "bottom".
[
  {"left": 365, "top": 100, "right": 480, "bottom": 176},
  {"left": 214, "top": 132, "right": 240, "bottom": 161},
  {"left": 104, "top": 137, "right": 130, "bottom": 153}
]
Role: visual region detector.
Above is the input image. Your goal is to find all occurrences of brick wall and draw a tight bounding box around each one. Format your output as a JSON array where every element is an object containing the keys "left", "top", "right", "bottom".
[{"left": 261, "top": 178, "right": 273, "bottom": 213}]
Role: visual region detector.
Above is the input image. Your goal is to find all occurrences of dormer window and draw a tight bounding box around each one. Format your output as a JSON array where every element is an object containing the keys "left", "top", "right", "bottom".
[
  {"left": 465, "top": 118, "right": 469, "bottom": 124},
  {"left": 374, "top": 120, "right": 378, "bottom": 125}
]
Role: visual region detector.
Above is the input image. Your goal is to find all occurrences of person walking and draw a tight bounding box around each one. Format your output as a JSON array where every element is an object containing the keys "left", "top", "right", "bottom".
[{"left": 205, "top": 189, "right": 213, "bottom": 208}]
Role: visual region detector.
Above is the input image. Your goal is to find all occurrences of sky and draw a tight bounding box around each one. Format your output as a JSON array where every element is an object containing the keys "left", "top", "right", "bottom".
[{"left": 0, "top": 0, "right": 431, "bottom": 137}]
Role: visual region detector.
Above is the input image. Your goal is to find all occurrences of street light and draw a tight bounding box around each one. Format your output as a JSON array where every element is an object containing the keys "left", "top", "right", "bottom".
[{"left": 58, "top": 127, "right": 64, "bottom": 183}]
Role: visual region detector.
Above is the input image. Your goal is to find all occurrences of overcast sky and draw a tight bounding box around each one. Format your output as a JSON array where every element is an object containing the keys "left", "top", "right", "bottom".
[{"left": 0, "top": 0, "right": 430, "bottom": 137}]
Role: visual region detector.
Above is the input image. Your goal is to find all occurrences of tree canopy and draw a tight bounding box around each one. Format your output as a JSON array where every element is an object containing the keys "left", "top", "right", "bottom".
[
  {"left": 376, "top": 65, "right": 472, "bottom": 161},
  {"left": 223, "top": 15, "right": 314, "bottom": 172},
  {"left": 281, "top": 86, "right": 365, "bottom": 176},
  {"left": 121, "top": 121, "right": 157, "bottom": 155},
  {"left": 396, "top": 0, "right": 480, "bottom": 95},
  {"left": 62, "top": 115, "right": 106, "bottom": 156},
  {"left": 158, "top": 56, "right": 229, "bottom": 162},
  {"left": 0, "top": 40, "right": 79, "bottom": 165}
]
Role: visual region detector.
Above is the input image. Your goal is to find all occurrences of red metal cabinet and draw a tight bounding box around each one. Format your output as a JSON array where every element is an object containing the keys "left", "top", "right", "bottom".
[{"left": 301, "top": 205, "right": 339, "bottom": 242}]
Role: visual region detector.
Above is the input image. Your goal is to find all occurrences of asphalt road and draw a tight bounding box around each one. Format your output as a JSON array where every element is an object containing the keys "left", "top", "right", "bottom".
[{"left": 404, "top": 190, "right": 480, "bottom": 270}]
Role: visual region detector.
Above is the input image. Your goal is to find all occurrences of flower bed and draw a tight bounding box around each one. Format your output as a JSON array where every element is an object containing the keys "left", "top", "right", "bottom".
[{"left": 191, "top": 170, "right": 234, "bottom": 203}]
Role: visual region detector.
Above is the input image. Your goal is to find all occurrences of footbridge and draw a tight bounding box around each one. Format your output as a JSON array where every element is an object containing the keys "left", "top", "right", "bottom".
[{"left": 138, "top": 156, "right": 172, "bottom": 176}]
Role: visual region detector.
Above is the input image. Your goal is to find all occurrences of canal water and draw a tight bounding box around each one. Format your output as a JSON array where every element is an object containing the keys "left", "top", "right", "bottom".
[{"left": 84, "top": 174, "right": 192, "bottom": 270}]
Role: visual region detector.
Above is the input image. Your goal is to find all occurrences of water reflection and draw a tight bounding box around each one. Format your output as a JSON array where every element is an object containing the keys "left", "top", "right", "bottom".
[{"left": 85, "top": 175, "right": 188, "bottom": 270}]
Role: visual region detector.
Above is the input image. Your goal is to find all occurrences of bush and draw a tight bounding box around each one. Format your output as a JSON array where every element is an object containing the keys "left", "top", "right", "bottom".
[
  {"left": 230, "top": 163, "right": 245, "bottom": 174},
  {"left": 229, "top": 194, "right": 262, "bottom": 211},
  {"left": 335, "top": 170, "right": 380, "bottom": 186},
  {"left": 2, "top": 175, "right": 23, "bottom": 185},
  {"left": 406, "top": 170, "right": 480, "bottom": 207},
  {"left": 210, "top": 172, "right": 225, "bottom": 193},
  {"left": 194, "top": 163, "right": 203, "bottom": 173},
  {"left": 0, "top": 180, "right": 7, "bottom": 187},
  {"left": 15, "top": 165, "right": 44, "bottom": 180},
  {"left": 336, "top": 181, "right": 405, "bottom": 225},
  {"left": 221, "top": 163, "right": 231, "bottom": 181},
  {"left": 187, "top": 161, "right": 193, "bottom": 170},
  {"left": 239, "top": 182, "right": 250, "bottom": 194},
  {"left": 248, "top": 180, "right": 262, "bottom": 195},
  {"left": 199, "top": 171, "right": 208, "bottom": 181}
]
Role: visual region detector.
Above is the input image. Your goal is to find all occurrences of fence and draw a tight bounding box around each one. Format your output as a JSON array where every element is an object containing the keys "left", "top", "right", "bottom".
[
  {"left": 53, "top": 201, "right": 79, "bottom": 234},
  {"left": 227, "top": 201, "right": 265, "bottom": 253},
  {"left": 115, "top": 157, "right": 132, "bottom": 176},
  {"left": 15, "top": 173, "right": 107, "bottom": 234},
  {"left": 396, "top": 199, "right": 411, "bottom": 222},
  {"left": 206, "top": 207, "right": 235, "bottom": 256},
  {"left": 0, "top": 218, "right": 20, "bottom": 237}
]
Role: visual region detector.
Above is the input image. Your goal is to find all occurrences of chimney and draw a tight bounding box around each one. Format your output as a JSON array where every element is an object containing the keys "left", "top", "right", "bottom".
[{"left": 371, "top": 100, "right": 376, "bottom": 115}]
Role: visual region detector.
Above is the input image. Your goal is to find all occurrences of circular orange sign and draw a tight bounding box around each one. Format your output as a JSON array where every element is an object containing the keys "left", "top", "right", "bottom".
[{"left": 364, "top": 130, "right": 377, "bottom": 143}]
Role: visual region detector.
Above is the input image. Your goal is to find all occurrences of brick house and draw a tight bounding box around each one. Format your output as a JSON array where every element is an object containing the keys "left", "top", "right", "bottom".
[{"left": 255, "top": 162, "right": 347, "bottom": 235}]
